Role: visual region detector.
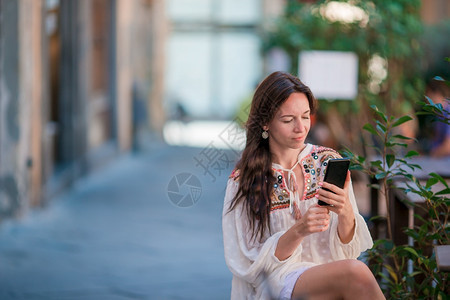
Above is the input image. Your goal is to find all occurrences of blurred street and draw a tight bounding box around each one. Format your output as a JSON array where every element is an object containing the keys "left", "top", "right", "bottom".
[
  {"left": 0, "top": 144, "right": 234, "bottom": 300},
  {"left": 0, "top": 1, "right": 448, "bottom": 299}
]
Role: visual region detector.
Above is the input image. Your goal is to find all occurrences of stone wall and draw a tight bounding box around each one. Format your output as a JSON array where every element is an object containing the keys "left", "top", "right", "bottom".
[{"left": 0, "top": 0, "right": 22, "bottom": 219}]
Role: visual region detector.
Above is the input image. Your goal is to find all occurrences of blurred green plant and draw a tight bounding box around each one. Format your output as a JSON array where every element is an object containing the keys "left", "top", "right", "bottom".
[
  {"left": 261, "top": 0, "right": 425, "bottom": 153},
  {"left": 257, "top": 1, "right": 449, "bottom": 296},
  {"left": 342, "top": 75, "right": 449, "bottom": 297},
  {"left": 264, "top": 0, "right": 424, "bottom": 110},
  {"left": 417, "top": 62, "right": 450, "bottom": 126}
]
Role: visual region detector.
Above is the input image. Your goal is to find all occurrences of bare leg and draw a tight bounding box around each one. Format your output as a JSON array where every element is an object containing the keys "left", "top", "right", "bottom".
[{"left": 291, "top": 259, "right": 385, "bottom": 300}]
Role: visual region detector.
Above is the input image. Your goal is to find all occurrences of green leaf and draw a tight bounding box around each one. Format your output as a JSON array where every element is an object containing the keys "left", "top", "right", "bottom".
[
  {"left": 369, "top": 215, "right": 386, "bottom": 222},
  {"left": 370, "top": 160, "right": 382, "bottom": 168},
  {"left": 376, "top": 122, "right": 387, "bottom": 133},
  {"left": 392, "top": 134, "right": 413, "bottom": 140},
  {"left": 397, "top": 158, "right": 408, "bottom": 163},
  {"left": 349, "top": 165, "right": 364, "bottom": 171},
  {"left": 372, "top": 106, "right": 388, "bottom": 122},
  {"left": 387, "top": 142, "right": 408, "bottom": 148},
  {"left": 392, "top": 115, "right": 413, "bottom": 127},
  {"left": 375, "top": 172, "right": 387, "bottom": 180},
  {"left": 402, "top": 246, "right": 419, "bottom": 258},
  {"left": 372, "top": 238, "right": 388, "bottom": 248},
  {"left": 385, "top": 264, "right": 398, "bottom": 283},
  {"left": 367, "top": 183, "right": 380, "bottom": 189},
  {"left": 386, "top": 154, "right": 395, "bottom": 168},
  {"left": 424, "top": 95, "right": 435, "bottom": 105},
  {"left": 357, "top": 156, "right": 366, "bottom": 164},
  {"left": 378, "top": 273, "right": 393, "bottom": 285},
  {"left": 426, "top": 177, "right": 439, "bottom": 188},
  {"left": 369, "top": 105, "right": 379, "bottom": 112},
  {"left": 425, "top": 96, "right": 434, "bottom": 105},
  {"left": 428, "top": 208, "right": 437, "bottom": 218},
  {"left": 383, "top": 239, "right": 394, "bottom": 250},
  {"left": 435, "top": 188, "right": 450, "bottom": 195},
  {"left": 363, "top": 123, "right": 378, "bottom": 136},
  {"left": 405, "top": 150, "right": 419, "bottom": 158},
  {"left": 415, "top": 111, "right": 430, "bottom": 116},
  {"left": 409, "top": 271, "right": 422, "bottom": 277},
  {"left": 409, "top": 163, "right": 422, "bottom": 170},
  {"left": 429, "top": 173, "right": 449, "bottom": 188},
  {"left": 404, "top": 229, "right": 419, "bottom": 240}
]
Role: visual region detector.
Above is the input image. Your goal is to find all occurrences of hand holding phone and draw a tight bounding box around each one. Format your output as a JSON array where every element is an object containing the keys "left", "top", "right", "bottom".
[{"left": 318, "top": 158, "right": 350, "bottom": 206}]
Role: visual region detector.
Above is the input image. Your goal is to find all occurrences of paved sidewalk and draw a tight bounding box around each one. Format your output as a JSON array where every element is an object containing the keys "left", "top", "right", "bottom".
[{"left": 0, "top": 145, "right": 236, "bottom": 300}]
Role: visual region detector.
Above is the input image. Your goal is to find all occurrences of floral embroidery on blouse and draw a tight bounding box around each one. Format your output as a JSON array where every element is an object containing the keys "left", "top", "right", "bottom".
[
  {"left": 300, "top": 146, "right": 341, "bottom": 202},
  {"left": 228, "top": 145, "right": 341, "bottom": 213},
  {"left": 270, "top": 146, "right": 341, "bottom": 212},
  {"left": 229, "top": 169, "right": 240, "bottom": 181},
  {"left": 271, "top": 171, "right": 290, "bottom": 211}
]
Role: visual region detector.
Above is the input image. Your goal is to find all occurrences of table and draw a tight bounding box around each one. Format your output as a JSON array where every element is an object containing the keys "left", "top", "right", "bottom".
[
  {"left": 369, "top": 155, "right": 450, "bottom": 243},
  {"left": 435, "top": 245, "right": 450, "bottom": 272}
]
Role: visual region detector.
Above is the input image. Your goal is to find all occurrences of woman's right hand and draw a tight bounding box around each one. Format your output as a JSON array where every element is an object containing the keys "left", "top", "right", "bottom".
[
  {"left": 294, "top": 205, "right": 330, "bottom": 237},
  {"left": 275, "top": 205, "right": 330, "bottom": 261}
]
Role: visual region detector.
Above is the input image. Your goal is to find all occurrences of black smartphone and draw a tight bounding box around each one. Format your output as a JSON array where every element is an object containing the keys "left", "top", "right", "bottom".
[{"left": 318, "top": 158, "right": 350, "bottom": 206}]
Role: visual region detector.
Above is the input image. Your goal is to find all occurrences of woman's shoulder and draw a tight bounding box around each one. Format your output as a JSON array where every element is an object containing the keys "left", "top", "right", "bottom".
[
  {"left": 229, "top": 169, "right": 241, "bottom": 182},
  {"left": 311, "top": 144, "right": 342, "bottom": 160},
  {"left": 224, "top": 169, "right": 240, "bottom": 206}
]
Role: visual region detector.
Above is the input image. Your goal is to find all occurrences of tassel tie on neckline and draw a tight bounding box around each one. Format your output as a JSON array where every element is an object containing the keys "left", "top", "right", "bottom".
[{"left": 278, "top": 160, "right": 300, "bottom": 214}]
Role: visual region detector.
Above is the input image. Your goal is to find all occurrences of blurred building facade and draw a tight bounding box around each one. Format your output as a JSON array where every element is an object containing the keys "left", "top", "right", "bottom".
[
  {"left": 163, "top": 0, "right": 450, "bottom": 121},
  {"left": 164, "top": 0, "right": 285, "bottom": 119},
  {"left": 0, "top": 0, "right": 166, "bottom": 219},
  {"left": 0, "top": 0, "right": 448, "bottom": 221},
  {"left": 421, "top": 0, "right": 450, "bottom": 25}
]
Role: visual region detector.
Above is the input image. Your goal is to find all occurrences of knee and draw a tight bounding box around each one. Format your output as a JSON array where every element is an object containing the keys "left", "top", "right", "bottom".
[
  {"left": 337, "top": 260, "right": 384, "bottom": 299},
  {"left": 343, "top": 260, "right": 376, "bottom": 288}
]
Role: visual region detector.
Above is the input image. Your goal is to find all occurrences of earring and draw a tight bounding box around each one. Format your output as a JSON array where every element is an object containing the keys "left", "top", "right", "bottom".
[{"left": 262, "top": 130, "right": 269, "bottom": 139}]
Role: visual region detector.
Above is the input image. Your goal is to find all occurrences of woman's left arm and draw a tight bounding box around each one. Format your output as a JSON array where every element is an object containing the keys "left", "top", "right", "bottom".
[
  {"left": 317, "top": 171, "right": 355, "bottom": 244},
  {"left": 317, "top": 170, "right": 373, "bottom": 259}
]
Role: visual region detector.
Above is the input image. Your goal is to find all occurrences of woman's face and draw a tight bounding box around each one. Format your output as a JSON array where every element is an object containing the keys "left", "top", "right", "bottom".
[{"left": 264, "top": 92, "right": 311, "bottom": 151}]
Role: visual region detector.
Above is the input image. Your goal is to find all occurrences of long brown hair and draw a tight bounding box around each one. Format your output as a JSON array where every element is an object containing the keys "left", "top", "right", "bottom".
[{"left": 229, "top": 71, "right": 318, "bottom": 242}]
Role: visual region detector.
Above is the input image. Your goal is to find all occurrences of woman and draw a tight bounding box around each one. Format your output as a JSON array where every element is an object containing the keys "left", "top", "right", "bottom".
[{"left": 222, "top": 72, "right": 384, "bottom": 299}]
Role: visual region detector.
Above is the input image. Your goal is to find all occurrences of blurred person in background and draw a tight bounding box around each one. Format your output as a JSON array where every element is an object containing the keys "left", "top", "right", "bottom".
[
  {"left": 417, "top": 80, "right": 450, "bottom": 158},
  {"left": 427, "top": 81, "right": 450, "bottom": 158},
  {"left": 222, "top": 72, "right": 384, "bottom": 300}
]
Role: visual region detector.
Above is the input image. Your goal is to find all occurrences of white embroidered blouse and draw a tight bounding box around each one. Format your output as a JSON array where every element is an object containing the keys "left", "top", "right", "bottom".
[{"left": 222, "top": 144, "right": 373, "bottom": 299}]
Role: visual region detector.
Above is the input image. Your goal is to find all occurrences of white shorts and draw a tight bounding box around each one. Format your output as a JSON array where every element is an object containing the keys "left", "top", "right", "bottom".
[{"left": 279, "top": 267, "right": 311, "bottom": 300}]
